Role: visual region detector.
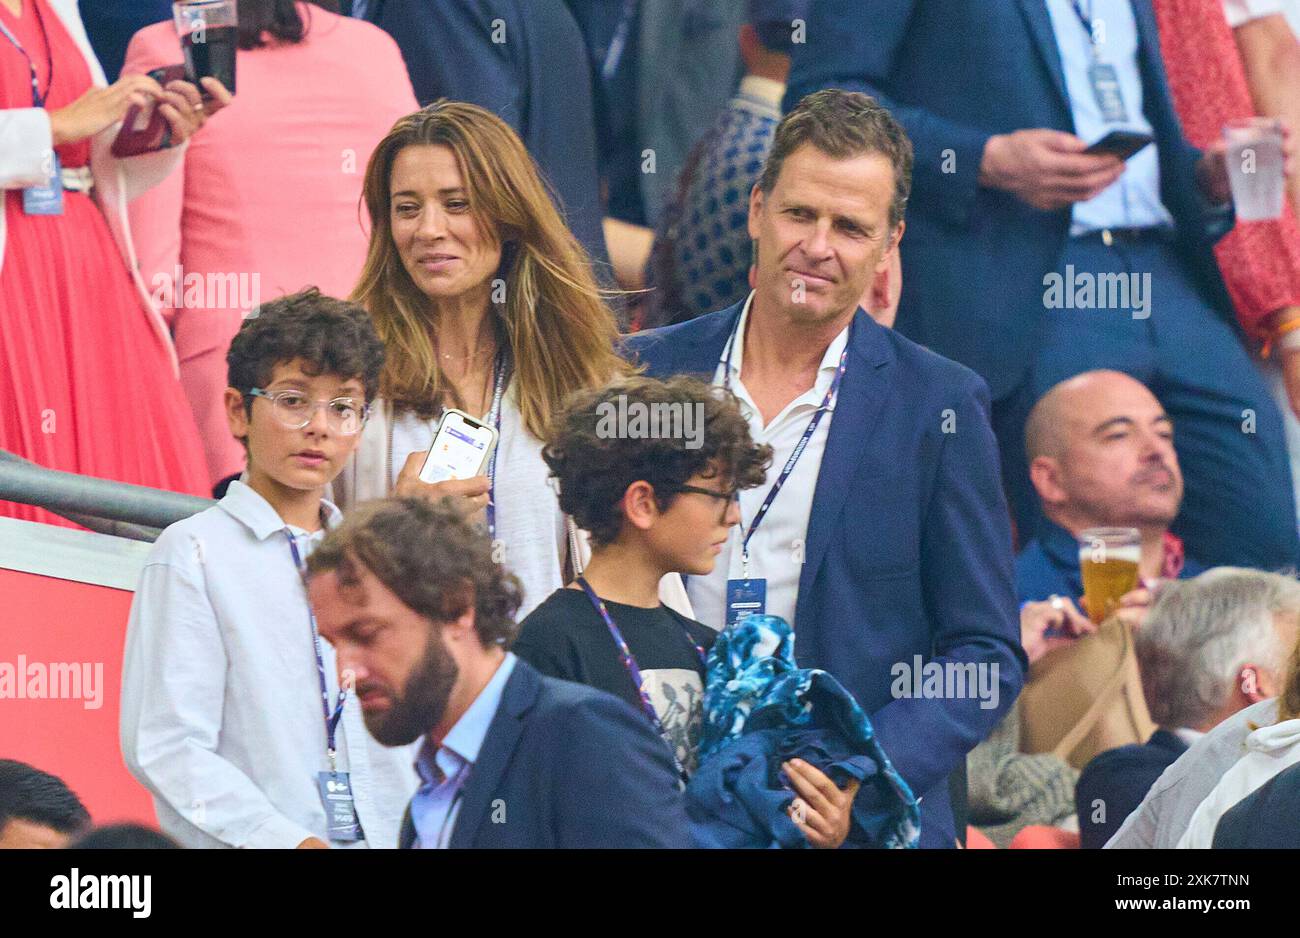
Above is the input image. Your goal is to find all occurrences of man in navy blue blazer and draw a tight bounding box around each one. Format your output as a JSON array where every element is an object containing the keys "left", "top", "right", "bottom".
[
  {"left": 785, "top": 0, "right": 1299, "bottom": 574},
  {"left": 307, "top": 497, "right": 691, "bottom": 849},
  {"left": 625, "top": 90, "right": 1025, "bottom": 847}
]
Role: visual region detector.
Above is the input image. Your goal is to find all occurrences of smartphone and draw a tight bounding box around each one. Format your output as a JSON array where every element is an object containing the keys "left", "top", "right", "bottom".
[
  {"left": 1084, "top": 129, "right": 1154, "bottom": 161},
  {"left": 418, "top": 409, "right": 499, "bottom": 484},
  {"left": 110, "top": 64, "right": 186, "bottom": 158}
]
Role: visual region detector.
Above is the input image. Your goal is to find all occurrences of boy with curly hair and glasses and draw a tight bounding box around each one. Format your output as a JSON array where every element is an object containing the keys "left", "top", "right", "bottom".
[
  {"left": 121, "top": 289, "right": 418, "bottom": 849},
  {"left": 515, "top": 377, "right": 768, "bottom": 773},
  {"left": 515, "top": 376, "right": 863, "bottom": 846}
]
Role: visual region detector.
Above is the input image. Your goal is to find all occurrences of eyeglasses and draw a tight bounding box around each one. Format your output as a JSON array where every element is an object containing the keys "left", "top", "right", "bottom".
[
  {"left": 675, "top": 484, "right": 740, "bottom": 503},
  {"left": 675, "top": 484, "right": 741, "bottom": 522},
  {"left": 248, "top": 388, "right": 370, "bottom": 435}
]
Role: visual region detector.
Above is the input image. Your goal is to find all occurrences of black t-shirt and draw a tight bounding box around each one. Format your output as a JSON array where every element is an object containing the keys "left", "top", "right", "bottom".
[{"left": 514, "top": 587, "right": 716, "bottom": 773}]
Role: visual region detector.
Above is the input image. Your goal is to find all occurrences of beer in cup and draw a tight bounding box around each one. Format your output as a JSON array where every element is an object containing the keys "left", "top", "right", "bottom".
[{"left": 1078, "top": 527, "right": 1141, "bottom": 624}]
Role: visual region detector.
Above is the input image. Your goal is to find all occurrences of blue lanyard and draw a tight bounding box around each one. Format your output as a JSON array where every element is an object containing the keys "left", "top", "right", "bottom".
[
  {"left": 1070, "top": 0, "right": 1104, "bottom": 57},
  {"left": 0, "top": 4, "right": 52, "bottom": 108},
  {"left": 575, "top": 576, "right": 704, "bottom": 784},
  {"left": 286, "top": 530, "right": 347, "bottom": 771},
  {"left": 484, "top": 352, "right": 508, "bottom": 541},
  {"left": 721, "top": 315, "right": 850, "bottom": 574}
]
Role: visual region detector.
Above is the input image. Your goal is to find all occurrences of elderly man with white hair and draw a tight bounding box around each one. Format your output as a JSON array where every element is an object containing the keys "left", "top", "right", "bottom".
[{"left": 1086, "top": 568, "right": 1300, "bottom": 848}]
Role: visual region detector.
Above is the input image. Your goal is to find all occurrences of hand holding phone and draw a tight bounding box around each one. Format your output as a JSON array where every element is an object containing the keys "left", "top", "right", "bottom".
[
  {"left": 1084, "top": 129, "right": 1154, "bottom": 161},
  {"left": 394, "top": 456, "right": 490, "bottom": 514},
  {"left": 419, "top": 409, "right": 498, "bottom": 483},
  {"left": 111, "top": 65, "right": 186, "bottom": 157}
]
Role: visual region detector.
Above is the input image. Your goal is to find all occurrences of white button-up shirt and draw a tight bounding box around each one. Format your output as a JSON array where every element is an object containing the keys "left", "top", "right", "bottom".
[
  {"left": 120, "top": 481, "right": 418, "bottom": 848},
  {"left": 689, "top": 292, "right": 849, "bottom": 632}
]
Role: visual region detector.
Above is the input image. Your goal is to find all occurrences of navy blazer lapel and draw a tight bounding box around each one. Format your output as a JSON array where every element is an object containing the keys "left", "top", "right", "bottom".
[
  {"left": 447, "top": 661, "right": 538, "bottom": 848},
  {"left": 627, "top": 299, "right": 742, "bottom": 378},
  {"left": 794, "top": 311, "right": 893, "bottom": 629},
  {"left": 674, "top": 302, "right": 742, "bottom": 377},
  {"left": 1017, "top": 0, "right": 1072, "bottom": 117}
]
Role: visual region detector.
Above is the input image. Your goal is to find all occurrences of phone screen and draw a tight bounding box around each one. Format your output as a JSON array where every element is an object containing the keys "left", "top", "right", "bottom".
[{"left": 419, "top": 412, "right": 495, "bottom": 483}]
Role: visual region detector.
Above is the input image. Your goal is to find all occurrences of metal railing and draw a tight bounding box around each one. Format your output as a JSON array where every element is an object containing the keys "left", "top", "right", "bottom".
[{"left": 0, "top": 450, "right": 214, "bottom": 542}]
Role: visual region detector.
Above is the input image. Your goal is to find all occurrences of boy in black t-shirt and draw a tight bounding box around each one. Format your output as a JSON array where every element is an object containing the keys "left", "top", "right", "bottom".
[{"left": 514, "top": 376, "right": 771, "bottom": 775}]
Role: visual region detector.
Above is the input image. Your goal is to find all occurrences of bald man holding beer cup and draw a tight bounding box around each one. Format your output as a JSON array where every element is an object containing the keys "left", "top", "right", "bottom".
[{"left": 1015, "top": 371, "right": 1209, "bottom": 628}]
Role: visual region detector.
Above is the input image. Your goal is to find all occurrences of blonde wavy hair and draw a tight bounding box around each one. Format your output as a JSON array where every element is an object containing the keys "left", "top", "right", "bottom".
[{"left": 351, "top": 101, "right": 628, "bottom": 437}]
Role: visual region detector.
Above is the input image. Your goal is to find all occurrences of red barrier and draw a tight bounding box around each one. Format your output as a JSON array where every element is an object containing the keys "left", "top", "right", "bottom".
[{"left": 0, "top": 567, "right": 155, "bottom": 826}]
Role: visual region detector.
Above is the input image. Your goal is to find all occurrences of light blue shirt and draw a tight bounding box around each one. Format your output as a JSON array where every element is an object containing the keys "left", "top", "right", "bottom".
[
  {"left": 410, "top": 652, "right": 518, "bottom": 848},
  {"left": 1044, "top": 0, "right": 1176, "bottom": 233}
]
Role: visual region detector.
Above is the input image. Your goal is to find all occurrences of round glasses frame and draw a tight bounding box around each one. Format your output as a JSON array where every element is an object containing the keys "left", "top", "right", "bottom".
[{"left": 247, "top": 388, "right": 370, "bottom": 436}]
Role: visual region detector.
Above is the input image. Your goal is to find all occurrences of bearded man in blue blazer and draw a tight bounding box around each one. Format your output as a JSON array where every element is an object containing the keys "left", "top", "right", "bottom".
[
  {"left": 307, "top": 497, "right": 691, "bottom": 849},
  {"left": 625, "top": 90, "right": 1025, "bottom": 848}
]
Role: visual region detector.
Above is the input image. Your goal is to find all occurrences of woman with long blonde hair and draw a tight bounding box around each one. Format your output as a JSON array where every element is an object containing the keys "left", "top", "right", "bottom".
[{"left": 334, "top": 100, "right": 628, "bottom": 617}]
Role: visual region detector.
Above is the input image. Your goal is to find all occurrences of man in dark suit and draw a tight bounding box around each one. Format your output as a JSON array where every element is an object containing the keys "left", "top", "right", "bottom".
[
  {"left": 1075, "top": 567, "right": 1298, "bottom": 847},
  {"left": 306, "top": 497, "right": 691, "bottom": 849},
  {"left": 355, "top": 0, "right": 610, "bottom": 271},
  {"left": 624, "top": 90, "right": 1025, "bottom": 847},
  {"left": 785, "top": 0, "right": 1299, "bottom": 573}
]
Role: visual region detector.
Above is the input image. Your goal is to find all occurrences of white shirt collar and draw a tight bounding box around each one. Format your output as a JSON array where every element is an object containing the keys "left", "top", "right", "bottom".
[
  {"left": 219, "top": 479, "right": 342, "bottom": 541},
  {"left": 725, "top": 291, "right": 852, "bottom": 392},
  {"left": 418, "top": 652, "right": 518, "bottom": 783},
  {"left": 1172, "top": 726, "right": 1206, "bottom": 748}
]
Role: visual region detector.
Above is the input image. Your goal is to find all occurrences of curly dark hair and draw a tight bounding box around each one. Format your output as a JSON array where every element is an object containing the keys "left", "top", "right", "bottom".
[
  {"left": 305, "top": 497, "right": 523, "bottom": 649},
  {"left": 543, "top": 375, "right": 773, "bottom": 546},
  {"left": 226, "top": 288, "right": 387, "bottom": 408}
]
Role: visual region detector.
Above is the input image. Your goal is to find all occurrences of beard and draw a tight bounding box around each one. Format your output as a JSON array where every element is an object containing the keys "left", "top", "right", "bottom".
[{"left": 363, "top": 630, "right": 459, "bottom": 747}]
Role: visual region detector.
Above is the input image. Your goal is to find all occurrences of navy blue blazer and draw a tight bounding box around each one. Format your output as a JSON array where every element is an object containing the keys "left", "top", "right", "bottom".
[
  {"left": 1075, "top": 729, "right": 1188, "bottom": 848},
  {"left": 785, "top": 0, "right": 1233, "bottom": 400},
  {"left": 1212, "top": 761, "right": 1300, "bottom": 848},
  {"left": 624, "top": 302, "right": 1026, "bottom": 847},
  {"left": 397, "top": 659, "right": 691, "bottom": 848},
  {"left": 361, "top": 0, "right": 610, "bottom": 270}
]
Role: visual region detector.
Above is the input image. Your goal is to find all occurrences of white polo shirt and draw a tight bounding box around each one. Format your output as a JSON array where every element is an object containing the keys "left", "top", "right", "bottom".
[
  {"left": 689, "top": 292, "right": 850, "bottom": 632},
  {"left": 120, "top": 481, "right": 418, "bottom": 848}
]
